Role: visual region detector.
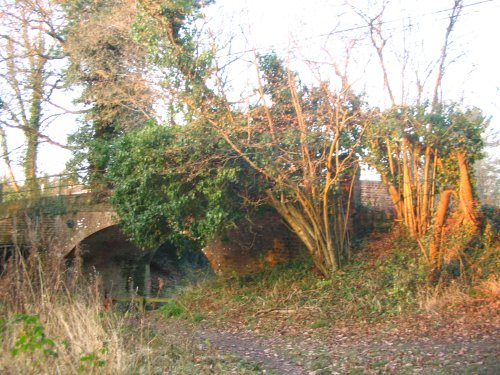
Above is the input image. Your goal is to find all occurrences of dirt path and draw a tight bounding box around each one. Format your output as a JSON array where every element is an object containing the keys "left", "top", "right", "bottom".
[
  {"left": 151, "top": 303, "right": 499, "bottom": 374},
  {"left": 197, "top": 329, "right": 307, "bottom": 374},
  {"left": 193, "top": 304, "right": 499, "bottom": 374},
  {"left": 194, "top": 323, "right": 499, "bottom": 374}
]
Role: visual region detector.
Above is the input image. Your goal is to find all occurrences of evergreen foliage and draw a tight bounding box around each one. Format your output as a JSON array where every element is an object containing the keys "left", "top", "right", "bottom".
[{"left": 106, "top": 121, "right": 256, "bottom": 250}]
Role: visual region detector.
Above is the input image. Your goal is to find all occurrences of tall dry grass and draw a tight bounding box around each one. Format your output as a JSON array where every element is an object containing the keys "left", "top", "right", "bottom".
[
  {"left": 0, "top": 212, "right": 164, "bottom": 375},
  {"left": 0, "top": 219, "right": 254, "bottom": 375},
  {"left": 417, "top": 281, "right": 471, "bottom": 312},
  {"left": 0, "top": 243, "right": 140, "bottom": 375}
]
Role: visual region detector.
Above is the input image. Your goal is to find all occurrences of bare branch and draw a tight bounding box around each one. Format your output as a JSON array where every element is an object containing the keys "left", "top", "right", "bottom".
[{"left": 432, "top": 0, "right": 463, "bottom": 109}]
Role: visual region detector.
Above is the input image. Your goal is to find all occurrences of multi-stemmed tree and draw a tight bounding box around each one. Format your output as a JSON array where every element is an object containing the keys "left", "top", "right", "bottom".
[
  {"left": 357, "top": 0, "right": 487, "bottom": 272},
  {"left": 206, "top": 53, "right": 369, "bottom": 274}
]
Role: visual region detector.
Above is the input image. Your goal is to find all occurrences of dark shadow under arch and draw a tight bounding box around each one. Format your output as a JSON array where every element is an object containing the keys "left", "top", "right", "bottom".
[
  {"left": 67, "top": 226, "right": 213, "bottom": 297},
  {"left": 149, "top": 242, "right": 213, "bottom": 288}
]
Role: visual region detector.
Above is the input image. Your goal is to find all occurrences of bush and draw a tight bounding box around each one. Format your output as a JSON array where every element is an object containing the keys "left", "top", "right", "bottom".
[{"left": 158, "top": 300, "right": 186, "bottom": 318}]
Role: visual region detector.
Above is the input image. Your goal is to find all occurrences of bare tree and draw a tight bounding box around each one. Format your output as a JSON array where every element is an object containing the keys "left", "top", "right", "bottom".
[{"left": 0, "top": 0, "right": 67, "bottom": 191}]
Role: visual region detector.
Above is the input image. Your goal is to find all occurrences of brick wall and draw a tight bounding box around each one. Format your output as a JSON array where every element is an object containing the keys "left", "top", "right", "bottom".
[
  {"left": 204, "top": 180, "right": 397, "bottom": 275},
  {"left": 357, "top": 180, "right": 394, "bottom": 212},
  {"left": 202, "top": 211, "right": 305, "bottom": 275},
  {"left": 352, "top": 180, "right": 395, "bottom": 234}
]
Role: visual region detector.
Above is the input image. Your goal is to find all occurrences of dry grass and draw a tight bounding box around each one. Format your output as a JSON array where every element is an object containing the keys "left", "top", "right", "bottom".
[
  {"left": 417, "top": 281, "right": 472, "bottom": 312},
  {"left": 0, "top": 232, "right": 267, "bottom": 374},
  {"left": 474, "top": 275, "right": 500, "bottom": 300},
  {"left": 0, "top": 246, "right": 137, "bottom": 374}
]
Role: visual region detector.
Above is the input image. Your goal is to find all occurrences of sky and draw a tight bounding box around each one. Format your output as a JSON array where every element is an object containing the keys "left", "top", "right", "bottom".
[
  {"left": 207, "top": 0, "right": 500, "bottom": 111},
  {"left": 1, "top": 0, "right": 499, "bottom": 182}
]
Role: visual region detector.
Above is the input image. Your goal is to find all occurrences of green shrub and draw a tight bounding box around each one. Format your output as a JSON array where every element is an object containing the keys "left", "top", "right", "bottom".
[
  {"left": 10, "top": 314, "right": 58, "bottom": 359},
  {"left": 191, "top": 311, "right": 205, "bottom": 322},
  {"left": 311, "top": 319, "right": 329, "bottom": 329},
  {"left": 158, "top": 300, "right": 185, "bottom": 318},
  {"left": 78, "top": 347, "right": 108, "bottom": 373}
]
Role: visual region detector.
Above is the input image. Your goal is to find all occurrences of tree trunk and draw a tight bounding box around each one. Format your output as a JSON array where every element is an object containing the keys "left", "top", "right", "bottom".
[
  {"left": 267, "top": 192, "right": 339, "bottom": 276},
  {"left": 402, "top": 138, "right": 417, "bottom": 236},
  {"left": 380, "top": 174, "right": 403, "bottom": 221},
  {"left": 24, "top": 48, "right": 46, "bottom": 194},
  {"left": 429, "top": 189, "right": 453, "bottom": 269},
  {"left": 456, "top": 151, "right": 478, "bottom": 229},
  {"left": 0, "top": 127, "right": 20, "bottom": 193},
  {"left": 420, "top": 145, "right": 432, "bottom": 234},
  {"left": 24, "top": 130, "right": 39, "bottom": 193}
]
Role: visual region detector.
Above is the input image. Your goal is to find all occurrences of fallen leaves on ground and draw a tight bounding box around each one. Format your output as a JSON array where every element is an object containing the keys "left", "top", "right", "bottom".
[{"left": 187, "top": 301, "right": 499, "bottom": 374}]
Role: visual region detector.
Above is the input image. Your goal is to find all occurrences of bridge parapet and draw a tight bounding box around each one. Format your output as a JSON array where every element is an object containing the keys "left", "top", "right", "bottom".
[
  {"left": 0, "top": 193, "right": 111, "bottom": 219},
  {"left": 0, "top": 189, "right": 116, "bottom": 254}
]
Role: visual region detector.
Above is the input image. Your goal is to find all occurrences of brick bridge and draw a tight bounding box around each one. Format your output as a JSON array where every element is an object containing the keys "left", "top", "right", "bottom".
[
  {"left": 0, "top": 179, "right": 394, "bottom": 295},
  {"left": 0, "top": 193, "right": 116, "bottom": 256},
  {"left": 0, "top": 184, "right": 305, "bottom": 293}
]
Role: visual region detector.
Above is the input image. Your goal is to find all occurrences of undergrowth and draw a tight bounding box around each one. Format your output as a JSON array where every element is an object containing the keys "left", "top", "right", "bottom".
[
  {"left": 0, "top": 245, "right": 260, "bottom": 374},
  {"left": 167, "top": 229, "right": 498, "bottom": 333},
  {"left": 1, "top": 221, "right": 496, "bottom": 373}
]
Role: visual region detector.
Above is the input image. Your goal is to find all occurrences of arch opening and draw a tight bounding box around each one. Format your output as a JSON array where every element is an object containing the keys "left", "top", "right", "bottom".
[{"left": 67, "top": 226, "right": 212, "bottom": 298}]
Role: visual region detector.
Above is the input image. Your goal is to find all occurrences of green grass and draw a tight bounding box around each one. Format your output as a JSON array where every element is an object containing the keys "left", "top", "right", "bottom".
[
  {"left": 158, "top": 300, "right": 185, "bottom": 318},
  {"left": 310, "top": 318, "right": 329, "bottom": 329}
]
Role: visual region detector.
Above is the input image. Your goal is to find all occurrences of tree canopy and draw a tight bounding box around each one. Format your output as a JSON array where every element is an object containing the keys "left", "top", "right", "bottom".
[
  {"left": 106, "top": 120, "right": 258, "bottom": 250},
  {"left": 0, "top": 0, "right": 493, "bottom": 278}
]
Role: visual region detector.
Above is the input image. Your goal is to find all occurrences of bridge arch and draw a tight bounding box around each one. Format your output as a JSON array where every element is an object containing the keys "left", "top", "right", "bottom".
[
  {"left": 69, "top": 224, "right": 157, "bottom": 297},
  {"left": 54, "top": 210, "right": 118, "bottom": 256},
  {"left": 70, "top": 225, "right": 212, "bottom": 297}
]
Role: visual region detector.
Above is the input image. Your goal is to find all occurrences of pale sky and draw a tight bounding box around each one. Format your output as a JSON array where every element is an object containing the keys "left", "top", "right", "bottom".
[
  {"left": 2, "top": 0, "right": 499, "bottom": 181},
  {"left": 208, "top": 0, "right": 499, "bottom": 110}
]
